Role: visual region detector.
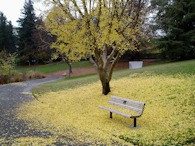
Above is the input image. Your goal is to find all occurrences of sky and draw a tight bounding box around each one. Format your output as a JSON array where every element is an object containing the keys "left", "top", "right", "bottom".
[{"left": 0, "top": 0, "right": 43, "bottom": 27}]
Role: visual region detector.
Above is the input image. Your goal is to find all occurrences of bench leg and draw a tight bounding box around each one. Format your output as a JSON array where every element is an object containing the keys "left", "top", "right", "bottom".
[
  {"left": 110, "top": 112, "right": 112, "bottom": 118},
  {"left": 133, "top": 118, "right": 137, "bottom": 127}
]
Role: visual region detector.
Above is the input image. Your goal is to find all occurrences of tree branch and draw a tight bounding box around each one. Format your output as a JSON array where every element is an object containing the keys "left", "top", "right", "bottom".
[
  {"left": 97, "top": 0, "right": 102, "bottom": 29},
  {"left": 72, "top": 0, "right": 84, "bottom": 18},
  {"left": 117, "top": 0, "right": 143, "bottom": 34},
  {"left": 119, "top": 0, "right": 130, "bottom": 19},
  {"left": 102, "top": 45, "right": 108, "bottom": 70},
  {"left": 52, "top": 0, "right": 75, "bottom": 20},
  {"left": 82, "top": 0, "right": 88, "bottom": 15},
  {"left": 107, "top": 45, "right": 117, "bottom": 61},
  {"left": 89, "top": 0, "right": 92, "bottom": 13},
  {"left": 108, "top": 51, "right": 121, "bottom": 81},
  {"left": 90, "top": 55, "right": 98, "bottom": 69}
]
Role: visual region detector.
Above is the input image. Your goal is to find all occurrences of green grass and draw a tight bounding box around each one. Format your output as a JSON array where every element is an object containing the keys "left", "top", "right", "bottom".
[
  {"left": 16, "top": 61, "right": 92, "bottom": 74},
  {"left": 113, "top": 59, "right": 195, "bottom": 78},
  {"left": 33, "top": 59, "right": 195, "bottom": 95}
]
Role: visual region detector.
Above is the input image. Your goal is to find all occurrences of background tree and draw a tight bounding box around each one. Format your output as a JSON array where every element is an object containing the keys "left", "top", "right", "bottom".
[
  {"left": 0, "top": 12, "right": 16, "bottom": 53},
  {"left": 32, "top": 17, "right": 54, "bottom": 64},
  {"left": 45, "top": 0, "right": 149, "bottom": 95},
  {"left": 18, "top": 0, "right": 37, "bottom": 65},
  {"left": 151, "top": 0, "right": 195, "bottom": 60}
]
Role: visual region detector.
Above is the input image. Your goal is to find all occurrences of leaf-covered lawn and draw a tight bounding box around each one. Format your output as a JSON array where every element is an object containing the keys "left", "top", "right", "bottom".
[{"left": 16, "top": 73, "right": 195, "bottom": 145}]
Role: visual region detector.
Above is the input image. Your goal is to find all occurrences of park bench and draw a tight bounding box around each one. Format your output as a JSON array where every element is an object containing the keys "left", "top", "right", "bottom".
[{"left": 99, "top": 96, "right": 145, "bottom": 127}]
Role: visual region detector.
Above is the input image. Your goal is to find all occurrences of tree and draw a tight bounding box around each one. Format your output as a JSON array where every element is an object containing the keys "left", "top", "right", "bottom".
[
  {"left": 18, "top": 0, "right": 37, "bottom": 65},
  {"left": 32, "top": 17, "right": 54, "bottom": 64},
  {"left": 0, "top": 12, "right": 16, "bottom": 53},
  {"left": 150, "top": 0, "right": 195, "bottom": 60},
  {"left": 45, "top": 0, "right": 149, "bottom": 95}
]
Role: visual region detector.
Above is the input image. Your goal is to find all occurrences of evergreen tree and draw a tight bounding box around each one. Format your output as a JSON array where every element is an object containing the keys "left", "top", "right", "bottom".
[
  {"left": 0, "top": 12, "right": 16, "bottom": 53},
  {"left": 6, "top": 21, "right": 16, "bottom": 53},
  {"left": 18, "top": 0, "right": 37, "bottom": 65},
  {"left": 151, "top": 0, "right": 195, "bottom": 60}
]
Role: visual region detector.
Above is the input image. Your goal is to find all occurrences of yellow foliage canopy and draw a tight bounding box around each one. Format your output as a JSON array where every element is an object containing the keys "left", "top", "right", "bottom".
[{"left": 45, "top": 0, "right": 146, "bottom": 61}]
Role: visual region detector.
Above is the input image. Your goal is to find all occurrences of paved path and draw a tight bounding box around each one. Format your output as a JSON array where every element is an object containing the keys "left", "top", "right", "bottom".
[
  {"left": 0, "top": 76, "right": 100, "bottom": 145},
  {"left": 0, "top": 77, "right": 62, "bottom": 144}
]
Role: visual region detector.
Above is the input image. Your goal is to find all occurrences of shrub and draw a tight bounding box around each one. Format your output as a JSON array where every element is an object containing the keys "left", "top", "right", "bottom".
[
  {"left": 23, "top": 71, "right": 46, "bottom": 80},
  {"left": 0, "top": 51, "right": 16, "bottom": 83},
  {"left": 0, "top": 50, "right": 46, "bottom": 85},
  {"left": 12, "top": 71, "right": 23, "bottom": 82},
  {"left": 0, "top": 75, "right": 9, "bottom": 84}
]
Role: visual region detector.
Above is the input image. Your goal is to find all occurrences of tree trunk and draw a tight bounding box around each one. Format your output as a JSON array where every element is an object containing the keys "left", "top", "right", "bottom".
[
  {"left": 64, "top": 57, "right": 72, "bottom": 78},
  {"left": 101, "top": 80, "right": 111, "bottom": 95},
  {"left": 67, "top": 62, "right": 72, "bottom": 78},
  {"left": 96, "top": 66, "right": 111, "bottom": 95},
  {"left": 90, "top": 47, "right": 121, "bottom": 95}
]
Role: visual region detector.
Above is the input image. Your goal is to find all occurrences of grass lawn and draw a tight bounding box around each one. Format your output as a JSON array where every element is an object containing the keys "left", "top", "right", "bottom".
[
  {"left": 13, "top": 60, "right": 195, "bottom": 145},
  {"left": 16, "top": 61, "right": 92, "bottom": 74},
  {"left": 33, "top": 60, "right": 195, "bottom": 95}
]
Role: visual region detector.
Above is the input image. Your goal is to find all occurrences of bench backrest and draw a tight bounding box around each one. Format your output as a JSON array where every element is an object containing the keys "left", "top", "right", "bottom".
[{"left": 109, "top": 96, "right": 145, "bottom": 116}]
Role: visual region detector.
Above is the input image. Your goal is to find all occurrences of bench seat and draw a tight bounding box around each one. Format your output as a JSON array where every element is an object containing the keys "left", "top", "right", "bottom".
[{"left": 99, "top": 96, "right": 145, "bottom": 127}]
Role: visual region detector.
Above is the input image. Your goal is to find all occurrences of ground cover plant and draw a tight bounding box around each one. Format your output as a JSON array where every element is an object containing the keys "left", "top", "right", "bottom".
[{"left": 10, "top": 60, "right": 195, "bottom": 145}]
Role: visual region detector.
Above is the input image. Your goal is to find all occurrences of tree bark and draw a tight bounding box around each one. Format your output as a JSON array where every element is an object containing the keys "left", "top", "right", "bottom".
[
  {"left": 101, "top": 80, "right": 110, "bottom": 95},
  {"left": 90, "top": 47, "right": 121, "bottom": 95},
  {"left": 67, "top": 62, "right": 72, "bottom": 78},
  {"left": 64, "top": 55, "right": 72, "bottom": 78},
  {"left": 97, "top": 68, "right": 111, "bottom": 95}
]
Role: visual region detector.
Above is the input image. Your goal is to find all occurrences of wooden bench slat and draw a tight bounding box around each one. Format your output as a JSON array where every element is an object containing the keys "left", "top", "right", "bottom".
[
  {"left": 109, "top": 101, "right": 143, "bottom": 115},
  {"left": 111, "top": 96, "right": 145, "bottom": 108},
  {"left": 110, "top": 99, "right": 144, "bottom": 109},
  {"left": 99, "top": 105, "right": 132, "bottom": 118}
]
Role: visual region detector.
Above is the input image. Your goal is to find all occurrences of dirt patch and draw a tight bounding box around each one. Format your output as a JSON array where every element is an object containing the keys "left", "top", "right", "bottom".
[
  {"left": 46, "top": 67, "right": 96, "bottom": 78},
  {"left": 46, "top": 61, "right": 129, "bottom": 78}
]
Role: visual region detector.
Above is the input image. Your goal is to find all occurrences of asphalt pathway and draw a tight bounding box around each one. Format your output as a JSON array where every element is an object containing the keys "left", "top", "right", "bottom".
[{"left": 0, "top": 77, "right": 62, "bottom": 144}]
